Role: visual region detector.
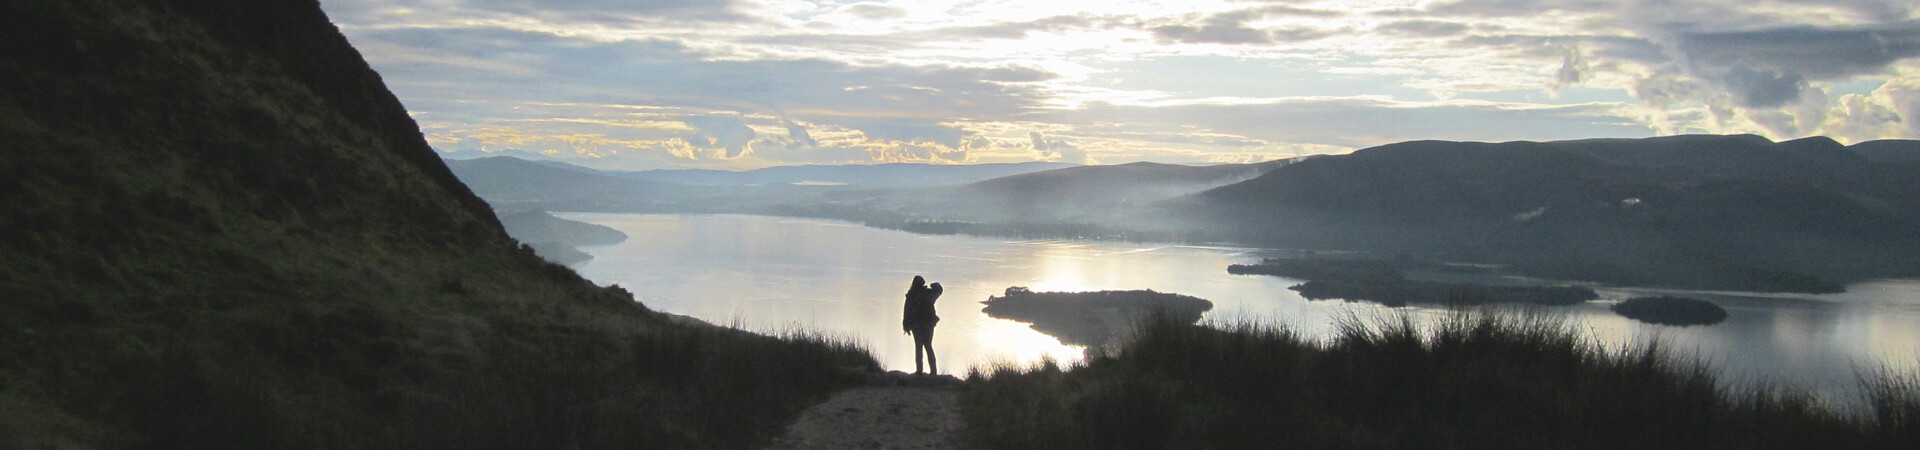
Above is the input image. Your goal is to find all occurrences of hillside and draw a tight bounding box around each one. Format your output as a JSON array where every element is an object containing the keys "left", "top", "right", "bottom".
[
  {"left": 1851, "top": 139, "right": 1920, "bottom": 163},
  {"left": 1169, "top": 135, "right": 1920, "bottom": 292},
  {"left": 497, "top": 210, "right": 628, "bottom": 265},
  {"left": 0, "top": 0, "right": 872, "bottom": 448}
]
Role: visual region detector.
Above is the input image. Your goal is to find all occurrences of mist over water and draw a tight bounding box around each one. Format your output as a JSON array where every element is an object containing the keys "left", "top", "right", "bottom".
[{"left": 563, "top": 213, "right": 1920, "bottom": 403}]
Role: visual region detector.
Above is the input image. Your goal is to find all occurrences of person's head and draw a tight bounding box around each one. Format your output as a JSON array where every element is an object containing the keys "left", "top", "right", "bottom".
[
  {"left": 912, "top": 275, "right": 926, "bottom": 289},
  {"left": 929, "top": 282, "right": 942, "bottom": 291}
]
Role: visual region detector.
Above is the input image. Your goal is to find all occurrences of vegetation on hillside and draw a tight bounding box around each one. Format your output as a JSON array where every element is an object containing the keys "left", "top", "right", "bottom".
[
  {"left": 0, "top": 0, "right": 875, "bottom": 448},
  {"left": 963, "top": 311, "right": 1920, "bottom": 449}
]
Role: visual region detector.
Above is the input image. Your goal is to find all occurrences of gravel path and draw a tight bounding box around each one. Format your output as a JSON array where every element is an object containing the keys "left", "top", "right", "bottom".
[{"left": 770, "top": 373, "right": 966, "bottom": 450}]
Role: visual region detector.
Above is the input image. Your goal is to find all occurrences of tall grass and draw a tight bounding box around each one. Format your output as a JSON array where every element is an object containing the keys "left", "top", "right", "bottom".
[{"left": 963, "top": 310, "right": 1920, "bottom": 449}]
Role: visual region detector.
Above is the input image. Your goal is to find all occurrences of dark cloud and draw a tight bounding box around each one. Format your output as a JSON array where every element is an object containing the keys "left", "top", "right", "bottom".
[
  {"left": 1375, "top": 20, "right": 1470, "bottom": 38},
  {"left": 844, "top": 3, "right": 907, "bottom": 20},
  {"left": 1451, "top": 34, "right": 1667, "bottom": 64},
  {"left": 1041, "top": 99, "right": 1646, "bottom": 149},
  {"left": 1152, "top": 12, "right": 1272, "bottom": 45},
  {"left": 1679, "top": 24, "right": 1920, "bottom": 82},
  {"left": 1719, "top": 66, "right": 1807, "bottom": 108}
]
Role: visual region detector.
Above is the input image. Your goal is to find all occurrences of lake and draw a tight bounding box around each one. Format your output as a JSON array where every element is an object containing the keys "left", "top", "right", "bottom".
[{"left": 563, "top": 213, "right": 1920, "bottom": 404}]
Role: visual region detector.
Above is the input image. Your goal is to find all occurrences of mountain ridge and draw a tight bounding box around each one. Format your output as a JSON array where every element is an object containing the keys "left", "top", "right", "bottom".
[{"left": 1165, "top": 134, "right": 1920, "bottom": 291}]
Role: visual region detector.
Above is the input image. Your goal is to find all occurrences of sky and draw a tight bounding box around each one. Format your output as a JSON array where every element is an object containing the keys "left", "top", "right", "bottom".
[{"left": 318, "top": 0, "right": 1920, "bottom": 170}]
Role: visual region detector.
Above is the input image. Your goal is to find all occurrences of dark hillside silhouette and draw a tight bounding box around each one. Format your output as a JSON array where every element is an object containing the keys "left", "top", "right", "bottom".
[
  {"left": 1850, "top": 139, "right": 1920, "bottom": 163},
  {"left": 0, "top": 0, "right": 874, "bottom": 447}
]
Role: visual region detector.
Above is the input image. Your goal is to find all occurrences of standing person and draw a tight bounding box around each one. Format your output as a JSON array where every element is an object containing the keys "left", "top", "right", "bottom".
[{"left": 902, "top": 276, "right": 944, "bottom": 374}]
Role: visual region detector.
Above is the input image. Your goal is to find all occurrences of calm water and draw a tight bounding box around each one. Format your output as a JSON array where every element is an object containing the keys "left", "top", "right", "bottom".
[{"left": 563, "top": 213, "right": 1920, "bottom": 402}]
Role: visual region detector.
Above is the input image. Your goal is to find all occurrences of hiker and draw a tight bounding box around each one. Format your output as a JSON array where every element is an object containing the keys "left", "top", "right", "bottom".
[{"left": 902, "top": 275, "right": 943, "bottom": 374}]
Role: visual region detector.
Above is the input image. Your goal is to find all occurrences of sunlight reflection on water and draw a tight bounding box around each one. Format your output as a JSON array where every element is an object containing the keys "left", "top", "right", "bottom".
[{"left": 561, "top": 213, "right": 1920, "bottom": 405}]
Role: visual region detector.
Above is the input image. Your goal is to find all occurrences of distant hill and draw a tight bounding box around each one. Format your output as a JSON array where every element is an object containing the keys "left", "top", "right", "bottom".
[
  {"left": 1168, "top": 135, "right": 1920, "bottom": 292},
  {"left": 903, "top": 160, "right": 1289, "bottom": 223},
  {"left": 445, "top": 156, "right": 695, "bottom": 210},
  {"left": 611, "top": 161, "right": 1077, "bottom": 187},
  {"left": 0, "top": 1, "right": 871, "bottom": 447},
  {"left": 436, "top": 148, "right": 565, "bottom": 162},
  {"left": 497, "top": 210, "right": 628, "bottom": 265},
  {"left": 444, "top": 156, "right": 861, "bottom": 214}
]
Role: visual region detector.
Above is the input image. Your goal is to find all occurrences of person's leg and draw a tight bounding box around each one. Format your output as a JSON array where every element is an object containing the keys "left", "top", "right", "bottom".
[
  {"left": 912, "top": 329, "right": 927, "bottom": 374},
  {"left": 926, "top": 326, "right": 937, "bottom": 375}
]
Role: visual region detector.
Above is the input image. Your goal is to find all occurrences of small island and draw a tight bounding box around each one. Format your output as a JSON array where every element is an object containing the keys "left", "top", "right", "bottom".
[
  {"left": 1610, "top": 296, "right": 1729, "bottom": 326},
  {"left": 1231, "top": 257, "right": 1599, "bottom": 307},
  {"left": 981, "top": 287, "right": 1213, "bottom": 349}
]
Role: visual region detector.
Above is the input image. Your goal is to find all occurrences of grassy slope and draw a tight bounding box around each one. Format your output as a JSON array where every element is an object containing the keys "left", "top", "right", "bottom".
[
  {"left": 0, "top": 0, "right": 874, "bottom": 448},
  {"left": 964, "top": 312, "right": 1920, "bottom": 449}
]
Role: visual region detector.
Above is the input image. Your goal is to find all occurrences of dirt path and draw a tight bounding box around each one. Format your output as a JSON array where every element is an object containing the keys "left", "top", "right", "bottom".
[{"left": 770, "top": 373, "right": 967, "bottom": 450}]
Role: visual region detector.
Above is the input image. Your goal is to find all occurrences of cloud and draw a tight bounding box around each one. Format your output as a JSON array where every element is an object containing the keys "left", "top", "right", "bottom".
[
  {"left": 1678, "top": 25, "right": 1920, "bottom": 82},
  {"left": 1556, "top": 46, "right": 1590, "bottom": 87},
  {"left": 843, "top": 3, "right": 907, "bottom": 21},
  {"left": 327, "top": 0, "right": 1920, "bottom": 169},
  {"left": 350, "top": 27, "right": 1053, "bottom": 141},
  {"left": 1375, "top": 20, "right": 1471, "bottom": 38},
  {"left": 1820, "top": 93, "right": 1903, "bottom": 142},
  {"left": 1449, "top": 34, "right": 1668, "bottom": 65},
  {"left": 838, "top": 118, "right": 966, "bottom": 148},
  {"left": 1719, "top": 66, "right": 1808, "bottom": 108},
  {"left": 324, "top": 0, "right": 753, "bottom": 25},
  {"left": 931, "top": 15, "right": 1099, "bottom": 40},
  {"left": 783, "top": 118, "right": 817, "bottom": 147},
  {"left": 873, "top": 143, "right": 968, "bottom": 163},
  {"left": 1038, "top": 98, "right": 1649, "bottom": 149},
  {"left": 1149, "top": 8, "right": 1336, "bottom": 45},
  {"left": 684, "top": 115, "right": 756, "bottom": 158},
  {"left": 1029, "top": 130, "right": 1090, "bottom": 164}
]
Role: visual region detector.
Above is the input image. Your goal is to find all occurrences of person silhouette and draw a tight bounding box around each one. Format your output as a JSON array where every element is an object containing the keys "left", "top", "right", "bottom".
[{"left": 902, "top": 276, "right": 943, "bottom": 374}]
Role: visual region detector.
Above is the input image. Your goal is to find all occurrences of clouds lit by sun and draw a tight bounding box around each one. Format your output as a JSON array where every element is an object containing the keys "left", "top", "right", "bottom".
[{"left": 320, "top": 0, "right": 1920, "bottom": 170}]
